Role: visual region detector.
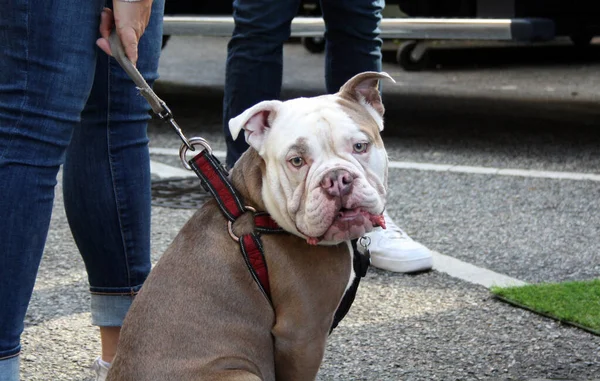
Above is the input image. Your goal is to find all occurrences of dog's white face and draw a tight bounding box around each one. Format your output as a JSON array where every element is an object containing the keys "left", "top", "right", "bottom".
[{"left": 230, "top": 72, "right": 392, "bottom": 245}]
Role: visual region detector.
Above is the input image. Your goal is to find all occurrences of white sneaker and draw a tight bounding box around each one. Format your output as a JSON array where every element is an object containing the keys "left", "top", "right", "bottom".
[
  {"left": 363, "top": 211, "right": 433, "bottom": 273},
  {"left": 92, "top": 357, "right": 110, "bottom": 381}
]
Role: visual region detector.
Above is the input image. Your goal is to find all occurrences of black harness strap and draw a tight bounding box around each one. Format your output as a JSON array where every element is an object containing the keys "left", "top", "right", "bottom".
[{"left": 330, "top": 240, "right": 371, "bottom": 333}]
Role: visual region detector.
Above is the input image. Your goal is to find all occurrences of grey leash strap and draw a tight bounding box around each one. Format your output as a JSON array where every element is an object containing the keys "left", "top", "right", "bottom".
[{"left": 108, "top": 31, "right": 194, "bottom": 150}]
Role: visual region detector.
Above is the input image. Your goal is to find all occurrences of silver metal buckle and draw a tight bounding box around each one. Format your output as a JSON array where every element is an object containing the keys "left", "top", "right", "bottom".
[{"left": 179, "top": 137, "right": 214, "bottom": 170}]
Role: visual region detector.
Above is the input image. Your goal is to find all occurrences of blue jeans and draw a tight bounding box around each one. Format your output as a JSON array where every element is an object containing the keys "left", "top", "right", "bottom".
[
  {"left": 223, "top": 0, "right": 384, "bottom": 167},
  {"left": 0, "top": 0, "right": 164, "bottom": 375}
]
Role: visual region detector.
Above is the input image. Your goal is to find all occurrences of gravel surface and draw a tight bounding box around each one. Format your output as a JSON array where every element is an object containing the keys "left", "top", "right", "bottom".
[
  {"left": 22, "top": 189, "right": 600, "bottom": 380},
  {"left": 23, "top": 187, "right": 600, "bottom": 380},
  {"left": 320, "top": 270, "right": 600, "bottom": 380},
  {"left": 385, "top": 171, "right": 600, "bottom": 284}
]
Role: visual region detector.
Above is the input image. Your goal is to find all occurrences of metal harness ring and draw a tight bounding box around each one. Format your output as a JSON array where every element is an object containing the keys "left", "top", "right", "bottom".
[
  {"left": 179, "top": 137, "right": 214, "bottom": 170},
  {"left": 227, "top": 206, "right": 257, "bottom": 242},
  {"left": 358, "top": 236, "right": 371, "bottom": 250}
]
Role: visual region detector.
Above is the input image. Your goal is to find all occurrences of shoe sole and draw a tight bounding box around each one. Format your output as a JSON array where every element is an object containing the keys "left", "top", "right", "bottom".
[{"left": 370, "top": 254, "right": 433, "bottom": 273}]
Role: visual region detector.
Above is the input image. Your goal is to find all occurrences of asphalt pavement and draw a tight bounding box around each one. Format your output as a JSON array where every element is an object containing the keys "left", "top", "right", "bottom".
[{"left": 20, "top": 36, "right": 600, "bottom": 380}]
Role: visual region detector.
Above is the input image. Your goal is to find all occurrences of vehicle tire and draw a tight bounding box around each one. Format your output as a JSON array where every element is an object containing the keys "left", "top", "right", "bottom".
[
  {"left": 302, "top": 37, "right": 326, "bottom": 54},
  {"left": 396, "top": 41, "right": 429, "bottom": 71}
]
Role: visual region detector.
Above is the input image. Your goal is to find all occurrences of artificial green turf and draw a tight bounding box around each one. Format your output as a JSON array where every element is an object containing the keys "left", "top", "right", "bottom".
[{"left": 491, "top": 279, "right": 600, "bottom": 335}]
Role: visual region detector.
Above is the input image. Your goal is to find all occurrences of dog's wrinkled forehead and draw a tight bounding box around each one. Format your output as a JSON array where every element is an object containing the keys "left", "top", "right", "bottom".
[
  {"left": 228, "top": 71, "right": 394, "bottom": 156},
  {"left": 265, "top": 96, "right": 379, "bottom": 156}
]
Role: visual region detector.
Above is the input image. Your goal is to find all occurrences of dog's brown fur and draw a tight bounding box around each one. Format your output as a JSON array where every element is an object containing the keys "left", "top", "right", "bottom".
[{"left": 107, "top": 149, "right": 352, "bottom": 381}]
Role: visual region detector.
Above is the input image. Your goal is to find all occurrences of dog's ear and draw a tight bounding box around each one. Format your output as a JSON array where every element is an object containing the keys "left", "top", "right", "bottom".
[
  {"left": 338, "top": 71, "right": 395, "bottom": 117},
  {"left": 229, "top": 100, "right": 282, "bottom": 151}
]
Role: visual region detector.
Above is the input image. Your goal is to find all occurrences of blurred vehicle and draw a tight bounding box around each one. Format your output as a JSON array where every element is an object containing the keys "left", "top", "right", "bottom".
[{"left": 163, "top": 0, "right": 600, "bottom": 70}]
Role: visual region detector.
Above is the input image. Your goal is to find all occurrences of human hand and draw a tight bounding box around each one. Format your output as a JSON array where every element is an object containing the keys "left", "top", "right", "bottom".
[{"left": 96, "top": 0, "right": 153, "bottom": 66}]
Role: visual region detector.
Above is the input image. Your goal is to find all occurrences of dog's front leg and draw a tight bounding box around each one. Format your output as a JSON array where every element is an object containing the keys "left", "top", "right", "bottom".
[
  {"left": 263, "top": 237, "right": 352, "bottom": 381},
  {"left": 272, "top": 314, "right": 331, "bottom": 381}
]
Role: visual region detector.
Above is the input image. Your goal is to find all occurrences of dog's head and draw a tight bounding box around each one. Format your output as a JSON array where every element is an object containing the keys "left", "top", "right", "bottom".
[{"left": 229, "top": 72, "right": 392, "bottom": 245}]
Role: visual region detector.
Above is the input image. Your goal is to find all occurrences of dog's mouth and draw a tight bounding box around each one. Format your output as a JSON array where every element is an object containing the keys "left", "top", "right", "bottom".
[
  {"left": 304, "top": 208, "right": 386, "bottom": 245},
  {"left": 337, "top": 207, "right": 362, "bottom": 220}
]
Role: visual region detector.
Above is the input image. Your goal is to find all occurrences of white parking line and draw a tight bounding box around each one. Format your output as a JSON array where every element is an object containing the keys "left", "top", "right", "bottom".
[
  {"left": 150, "top": 147, "right": 600, "bottom": 182},
  {"left": 432, "top": 251, "right": 527, "bottom": 288},
  {"left": 389, "top": 161, "right": 600, "bottom": 182},
  {"left": 150, "top": 160, "right": 194, "bottom": 179},
  {"left": 150, "top": 147, "right": 227, "bottom": 159}
]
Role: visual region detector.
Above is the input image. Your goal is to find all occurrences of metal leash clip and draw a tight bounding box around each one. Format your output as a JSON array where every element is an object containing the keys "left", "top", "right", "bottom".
[
  {"left": 108, "top": 31, "right": 198, "bottom": 154},
  {"left": 155, "top": 101, "right": 194, "bottom": 151}
]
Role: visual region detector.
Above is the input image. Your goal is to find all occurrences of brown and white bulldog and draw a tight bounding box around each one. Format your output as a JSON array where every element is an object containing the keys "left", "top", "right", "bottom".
[{"left": 107, "top": 71, "right": 393, "bottom": 381}]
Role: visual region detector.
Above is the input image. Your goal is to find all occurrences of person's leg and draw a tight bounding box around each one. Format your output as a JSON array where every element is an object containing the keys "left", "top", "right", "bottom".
[
  {"left": 223, "top": 0, "right": 301, "bottom": 167},
  {"left": 321, "top": 0, "right": 432, "bottom": 273},
  {"left": 62, "top": 0, "right": 165, "bottom": 366},
  {"left": 0, "top": 0, "right": 104, "bottom": 379},
  {"left": 320, "top": 0, "right": 384, "bottom": 94}
]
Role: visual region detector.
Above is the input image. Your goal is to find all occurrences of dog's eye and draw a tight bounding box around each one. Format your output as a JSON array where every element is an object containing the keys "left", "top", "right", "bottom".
[
  {"left": 289, "top": 156, "right": 304, "bottom": 167},
  {"left": 353, "top": 142, "right": 369, "bottom": 154}
]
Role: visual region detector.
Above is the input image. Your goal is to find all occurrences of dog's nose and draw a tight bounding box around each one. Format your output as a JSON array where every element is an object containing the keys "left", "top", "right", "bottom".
[{"left": 321, "top": 169, "right": 354, "bottom": 196}]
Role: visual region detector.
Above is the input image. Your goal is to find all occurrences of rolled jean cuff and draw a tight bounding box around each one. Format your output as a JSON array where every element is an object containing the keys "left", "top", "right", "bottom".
[
  {"left": 91, "top": 293, "right": 137, "bottom": 327},
  {"left": 0, "top": 345, "right": 20, "bottom": 361},
  {"left": 0, "top": 354, "right": 19, "bottom": 381}
]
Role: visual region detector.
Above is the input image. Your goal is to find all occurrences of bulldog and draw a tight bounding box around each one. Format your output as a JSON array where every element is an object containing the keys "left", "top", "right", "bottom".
[{"left": 107, "top": 71, "right": 393, "bottom": 381}]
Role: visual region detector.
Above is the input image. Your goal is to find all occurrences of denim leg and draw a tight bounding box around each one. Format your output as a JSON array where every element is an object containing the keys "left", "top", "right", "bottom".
[
  {"left": 0, "top": 0, "right": 104, "bottom": 370},
  {"left": 320, "top": 0, "right": 384, "bottom": 94},
  {"left": 223, "top": 0, "right": 301, "bottom": 167},
  {"left": 62, "top": 0, "right": 165, "bottom": 327},
  {"left": 0, "top": 356, "right": 19, "bottom": 381}
]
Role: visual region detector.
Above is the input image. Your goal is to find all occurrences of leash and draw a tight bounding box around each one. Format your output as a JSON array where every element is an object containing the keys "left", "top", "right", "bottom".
[
  {"left": 109, "top": 31, "right": 370, "bottom": 329},
  {"left": 109, "top": 30, "right": 284, "bottom": 302},
  {"left": 108, "top": 32, "right": 193, "bottom": 150}
]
